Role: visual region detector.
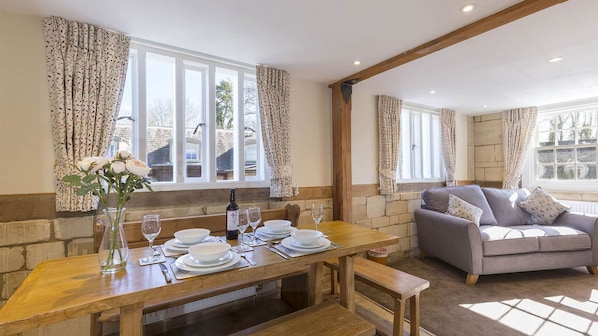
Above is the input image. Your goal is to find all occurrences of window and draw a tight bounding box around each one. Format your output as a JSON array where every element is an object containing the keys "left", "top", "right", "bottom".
[
  {"left": 112, "top": 42, "right": 266, "bottom": 190},
  {"left": 398, "top": 104, "right": 444, "bottom": 181},
  {"left": 531, "top": 104, "right": 598, "bottom": 188}
]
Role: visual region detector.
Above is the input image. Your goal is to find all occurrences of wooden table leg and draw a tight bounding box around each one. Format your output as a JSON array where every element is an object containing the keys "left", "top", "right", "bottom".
[
  {"left": 338, "top": 255, "right": 355, "bottom": 312},
  {"left": 90, "top": 312, "right": 102, "bottom": 336},
  {"left": 307, "top": 261, "right": 324, "bottom": 306},
  {"left": 120, "top": 302, "right": 144, "bottom": 336}
]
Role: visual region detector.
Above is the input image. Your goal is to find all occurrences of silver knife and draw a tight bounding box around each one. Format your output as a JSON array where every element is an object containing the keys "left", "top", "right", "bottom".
[
  {"left": 159, "top": 263, "right": 172, "bottom": 282},
  {"left": 265, "top": 246, "right": 290, "bottom": 259}
]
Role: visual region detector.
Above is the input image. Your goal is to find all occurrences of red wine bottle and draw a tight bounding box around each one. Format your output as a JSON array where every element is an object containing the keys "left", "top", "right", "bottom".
[{"left": 226, "top": 189, "right": 239, "bottom": 240}]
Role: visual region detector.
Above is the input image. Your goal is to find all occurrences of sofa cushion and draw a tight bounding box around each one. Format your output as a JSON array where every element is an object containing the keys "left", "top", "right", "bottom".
[
  {"left": 481, "top": 188, "right": 532, "bottom": 226},
  {"left": 535, "top": 226, "right": 591, "bottom": 252},
  {"left": 480, "top": 225, "right": 539, "bottom": 256},
  {"left": 422, "top": 185, "right": 498, "bottom": 226},
  {"left": 446, "top": 194, "right": 483, "bottom": 226},
  {"left": 518, "top": 187, "right": 570, "bottom": 224}
]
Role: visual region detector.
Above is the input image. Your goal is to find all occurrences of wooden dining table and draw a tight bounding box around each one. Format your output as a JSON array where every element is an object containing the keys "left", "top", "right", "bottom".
[{"left": 0, "top": 220, "right": 399, "bottom": 336}]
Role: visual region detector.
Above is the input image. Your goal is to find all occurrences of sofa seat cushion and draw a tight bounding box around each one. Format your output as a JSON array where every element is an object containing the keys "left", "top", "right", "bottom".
[
  {"left": 480, "top": 225, "right": 591, "bottom": 256},
  {"left": 422, "top": 185, "right": 498, "bottom": 226},
  {"left": 480, "top": 225, "right": 539, "bottom": 256}
]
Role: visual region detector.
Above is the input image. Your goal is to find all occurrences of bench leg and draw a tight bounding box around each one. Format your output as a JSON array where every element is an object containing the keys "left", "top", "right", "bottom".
[
  {"left": 409, "top": 293, "right": 421, "bottom": 336},
  {"left": 330, "top": 269, "right": 339, "bottom": 295},
  {"left": 90, "top": 312, "right": 103, "bottom": 336},
  {"left": 393, "top": 298, "right": 405, "bottom": 336}
]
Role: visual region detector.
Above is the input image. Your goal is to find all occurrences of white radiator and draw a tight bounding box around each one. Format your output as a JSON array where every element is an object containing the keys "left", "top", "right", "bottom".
[{"left": 563, "top": 200, "right": 598, "bottom": 216}]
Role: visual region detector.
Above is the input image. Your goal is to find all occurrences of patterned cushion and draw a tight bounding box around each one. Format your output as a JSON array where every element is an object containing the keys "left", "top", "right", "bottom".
[
  {"left": 517, "top": 187, "right": 570, "bottom": 224},
  {"left": 446, "top": 194, "right": 483, "bottom": 226}
]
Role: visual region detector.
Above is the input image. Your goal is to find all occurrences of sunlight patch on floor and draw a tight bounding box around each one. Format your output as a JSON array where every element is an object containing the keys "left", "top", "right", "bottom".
[{"left": 460, "top": 295, "right": 598, "bottom": 335}]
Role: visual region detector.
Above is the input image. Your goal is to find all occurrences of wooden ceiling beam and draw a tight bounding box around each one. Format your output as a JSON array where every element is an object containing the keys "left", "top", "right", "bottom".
[{"left": 329, "top": 0, "right": 568, "bottom": 87}]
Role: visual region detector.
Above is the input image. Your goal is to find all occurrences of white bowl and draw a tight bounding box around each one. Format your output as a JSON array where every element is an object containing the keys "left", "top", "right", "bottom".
[
  {"left": 188, "top": 242, "right": 231, "bottom": 263},
  {"left": 291, "top": 229, "right": 323, "bottom": 246},
  {"left": 264, "top": 220, "right": 292, "bottom": 233},
  {"left": 174, "top": 228, "right": 210, "bottom": 245}
]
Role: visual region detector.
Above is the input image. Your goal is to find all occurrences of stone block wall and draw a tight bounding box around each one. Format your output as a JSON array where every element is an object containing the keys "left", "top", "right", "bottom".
[
  {"left": 352, "top": 190, "right": 422, "bottom": 262},
  {"left": 473, "top": 113, "right": 504, "bottom": 183}
]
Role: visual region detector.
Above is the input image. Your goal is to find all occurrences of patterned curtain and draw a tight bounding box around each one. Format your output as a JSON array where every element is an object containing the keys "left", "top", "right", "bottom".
[
  {"left": 377, "top": 95, "right": 401, "bottom": 195},
  {"left": 43, "top": 16, "right": 130, "bottom": 211},
  {"left": 441, "top": 109, "right": 457, "bottom": 186},
  {"left": 502, "top": 107, "right": 538, "bottom": 189},
  {"left": 256, "top": 65, "right": 293, "bottom": 197}
]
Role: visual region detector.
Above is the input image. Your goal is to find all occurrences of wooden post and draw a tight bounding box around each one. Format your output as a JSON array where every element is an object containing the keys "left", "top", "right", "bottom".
[{"left": 331, "top": 83, "right": 353, "bottom": 222}]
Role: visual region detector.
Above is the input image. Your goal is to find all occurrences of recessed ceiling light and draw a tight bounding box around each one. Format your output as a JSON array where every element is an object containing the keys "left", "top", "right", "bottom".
[
  {"left": 482, "top": 105, "right": 488, "bottom": 108},
  {"left": 429, "top": 90, "right": 436, "bottom": 94},
  {"left": 353, "top": 60, "right": 361, "bottom": 65},
  {"left": 591, "top": 85, "right": 598, "bottom": 89},
  {"left": 460, "top": 3, "right": 476, "bottom": 13},
  {"left": 549, "top": 57, "right": 563, "bottom": 63}
]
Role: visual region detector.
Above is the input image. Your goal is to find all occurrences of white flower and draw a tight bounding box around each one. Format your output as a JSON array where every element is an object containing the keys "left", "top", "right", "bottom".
[
  {"left": 78, "top": 157, "right": 109, "bottom": 173},
  {"left": 126, "top": 159, "right": 151, "bottom": 176},
  {"left": 115, "top": 150, "right": 134, "bottom": 161},
  {"left": 111, "top": 160, "right": 126, "bottom": 173}
]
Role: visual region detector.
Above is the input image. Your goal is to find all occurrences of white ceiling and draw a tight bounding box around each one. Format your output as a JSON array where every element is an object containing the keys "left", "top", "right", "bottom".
[{"left": 2, "top": 0, "right": 597, "bottom": 114}]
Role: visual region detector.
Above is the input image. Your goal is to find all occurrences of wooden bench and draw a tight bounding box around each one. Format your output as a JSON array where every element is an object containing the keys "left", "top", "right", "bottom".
[
  {"left": 92, "top": 204, "right": 301, "bottom": 335},
  {"left": 325, "top": 257, "right": 430, "bottom": 336},
  {"left": 229, "top": 300, "right": 376, "bottom": 336}
]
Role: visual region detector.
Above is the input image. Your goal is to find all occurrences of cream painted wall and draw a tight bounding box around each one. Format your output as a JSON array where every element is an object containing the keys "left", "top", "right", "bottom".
[
  {"left": 289, "top": 77, "right": 332, "bottom": 188},
  {"left": 0, "top": 11, "right": 54, "bottom": 194},
  {"left": 0, "top": 10, "right": 334, "bottom": 195}
]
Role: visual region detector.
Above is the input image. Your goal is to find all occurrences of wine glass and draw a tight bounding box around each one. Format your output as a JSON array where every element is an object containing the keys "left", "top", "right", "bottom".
[
  {"left": 237, "top": 209, "right": 250, "bottom": 251},
  {"left": 141, "top": 214, "right": 161, "bottom": 260},
  {"left": 248, "top": 206, "right": 262, "bottom": 244},
  {"left": 311, "top": 203, "right": 323, "bottom": 231}
]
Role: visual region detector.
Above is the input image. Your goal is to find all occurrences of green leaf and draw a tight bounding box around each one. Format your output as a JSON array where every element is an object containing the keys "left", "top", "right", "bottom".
[
  {"left": 62, "top": 175, "right": 81, "bottom": 184},
  {"left": 82, "top": 175, "right": 96, "bottom": 184},
  {"left": 76, "top": 187, "right": 89, "bottom": 196}
]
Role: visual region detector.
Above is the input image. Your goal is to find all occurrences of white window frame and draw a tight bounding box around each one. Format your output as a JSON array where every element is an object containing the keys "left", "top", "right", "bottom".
[
  {"left": 117, "top": 40, "right": 268, "bottom": 191},
  {"left": 397, "top": 103, "right": 444, "bottom": 182},
  {"left": 522, "top": 97, "right": 598, "bottom": 192}
]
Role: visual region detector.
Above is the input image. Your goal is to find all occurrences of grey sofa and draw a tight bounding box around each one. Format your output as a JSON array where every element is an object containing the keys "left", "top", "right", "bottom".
[{"left": 414, "top": 185, "right": 598, "bottom": 285}]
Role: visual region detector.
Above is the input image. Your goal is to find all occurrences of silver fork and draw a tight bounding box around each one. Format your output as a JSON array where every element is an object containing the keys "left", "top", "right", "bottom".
[{"left": 238, "top": 252, "right": 256, "bottom": 266}]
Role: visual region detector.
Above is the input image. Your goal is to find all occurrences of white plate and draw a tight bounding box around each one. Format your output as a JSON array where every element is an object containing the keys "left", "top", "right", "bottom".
[
  {"left": 164, "top": 239, "right": 188, "bottom": 253},
  {"left": 171, "top": 236, "right": 217, "bottom": 248},
  {"left": 184, "top": 251, "right": 234, "bottom": 268},
  {"left": 289, "top": 238, "right": 328, "bottom": 249},
  {"left": 281, "top": 237, "right": 331, "bottom": 253},
  {"left": 255, "top": 226, "right": 294, "bottom": 238},
  {"left": 174, "top": 252, "right": 241, "bottom": 274}
]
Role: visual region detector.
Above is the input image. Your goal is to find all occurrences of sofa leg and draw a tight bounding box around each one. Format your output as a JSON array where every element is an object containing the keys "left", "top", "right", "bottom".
[
  {"left": 587, "top": 266, "right": 598, "bottom": 275},
  {"left": 465, "top": 273, "right": 479, "bottom": 286}
]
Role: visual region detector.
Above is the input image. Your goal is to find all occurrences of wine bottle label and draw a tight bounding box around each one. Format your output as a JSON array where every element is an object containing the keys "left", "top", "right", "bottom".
[{"left": 226, "top": 210, "right": 239, "bottom": 230}]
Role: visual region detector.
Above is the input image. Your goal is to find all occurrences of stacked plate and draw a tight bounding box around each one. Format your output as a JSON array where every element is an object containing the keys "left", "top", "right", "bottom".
[
  {"left": 255, "top": 226, "right": 296, "bottom": 240},
  {"left": 164, "top": 236, "right": 219, "bottom": 254},
  {"left": 174, "top": 251, "right": 241, "bottom": 274},
  {"left": 280, "top": 236, "right": 331, "bottom": 253}
]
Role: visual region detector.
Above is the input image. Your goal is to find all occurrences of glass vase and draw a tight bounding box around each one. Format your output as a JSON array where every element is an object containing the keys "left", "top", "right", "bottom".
[{"left": 98, "top": 207, "right": 129, "bottom": 274}]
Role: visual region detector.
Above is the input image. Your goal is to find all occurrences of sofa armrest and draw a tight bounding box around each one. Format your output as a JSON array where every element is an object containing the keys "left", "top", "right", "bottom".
[
  {"left": 553, "top": 211, "right": 598, "bottom": 264},
  {"left": 414, "top": 208, "right": 483, "bottom": 274}
]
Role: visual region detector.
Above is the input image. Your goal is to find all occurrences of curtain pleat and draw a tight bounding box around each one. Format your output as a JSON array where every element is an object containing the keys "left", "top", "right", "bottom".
[
  {"left": 44, "top": 16, "right": 130, "bottom": 211},
  {"left": 502, "top": 107, "right": 538, "bottom": 189},
  {"left": 256, "top": 65, "right": 293, "bottom": 197},
  {"left": 377, "top": 95, "right": 401, "bottom": 195},
  {"left": 441, "top": 109, "right": 457, "bottom": 186}
]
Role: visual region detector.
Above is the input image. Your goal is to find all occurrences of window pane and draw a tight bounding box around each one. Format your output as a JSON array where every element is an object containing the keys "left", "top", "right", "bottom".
[
  {"left": 556, "top": 129, "right": 575, "bottom": 145},
  {"left": 537, "top": 131, "right": 554, "bottom": 146},
  {"left": 537, "top": 149, "right": 554, "bottom": 164},
  {"left": 421, "top": 113, "right": 431, "bottom": 178},
  {"left": 556, "top": 148, "right": 574, "bottom": 163},
  {"left": 184, "top": 68, "right": 204, "bottom": 179},
  {"left": 412, "top": 112, "right": 422, "bottom": 179},
  {"left": 112, "top": 56, "right": 134, "bottom": 159},
  {"left": 576, "top": 110, "right": 597, "bottom": 127},
  {"left": 557, "top": 165, "right": 576, "bottom": 180},
  {"left": 577, "top": 147, "right": 596, "bottom": 163},
  {"left": 431, "top": 114, "right": 442, "bottom": 178},
  {"left": 537, "top": 165, "right": 554, "bottom": 180},
  {"left": 577, "top": 165, "right": 596, "bottom": 179},
  {"left": 537, "top": 117, "right": 554, "bottom": 133},
  {"left": 558, "top": 113, "right": 575, "bottom": 130},
  {"left": 215, "top": 68, "right": 238, "bottom": 180},
  {"left": 399, "top": 110, "right": 411, "bottom": 179},
  {"left": 577, "top": 128, "right": 597, "bottom": 144},
  {"left": 244, "top": 76, "right": 258, "bottom": 179},
  {"left": 146, "top": 53, "right": 175, "bottom": 182}
]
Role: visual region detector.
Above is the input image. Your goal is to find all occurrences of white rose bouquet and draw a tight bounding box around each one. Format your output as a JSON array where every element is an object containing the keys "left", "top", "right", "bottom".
[{"left": 63, "top": 150, "right": 153, "bottom": 273}]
